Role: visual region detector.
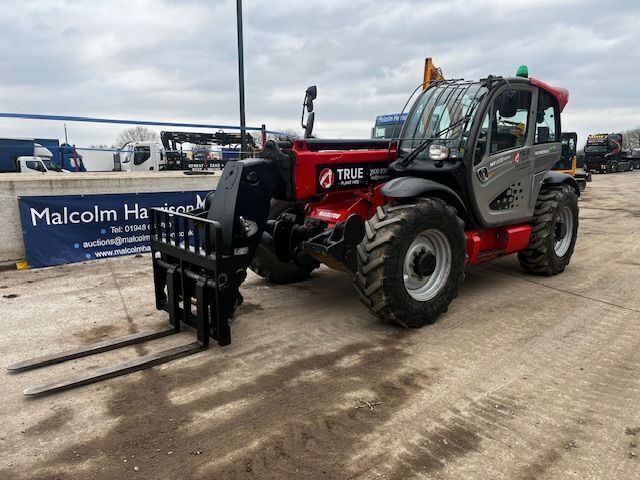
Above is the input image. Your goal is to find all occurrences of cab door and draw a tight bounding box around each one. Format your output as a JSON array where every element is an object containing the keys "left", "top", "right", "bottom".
[{"left": 471, "top": 85, "right": 536, "bottom": 227}]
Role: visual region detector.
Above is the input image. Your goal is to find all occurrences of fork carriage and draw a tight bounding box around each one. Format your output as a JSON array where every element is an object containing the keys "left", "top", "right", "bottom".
[{"left": 7, "top": 207, "right": 241, "bottom": 396}]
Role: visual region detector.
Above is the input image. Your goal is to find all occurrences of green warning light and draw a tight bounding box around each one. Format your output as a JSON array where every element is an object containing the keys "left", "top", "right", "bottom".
[{"left": 516, "top": 65, "right": 529, "bottom": 78}]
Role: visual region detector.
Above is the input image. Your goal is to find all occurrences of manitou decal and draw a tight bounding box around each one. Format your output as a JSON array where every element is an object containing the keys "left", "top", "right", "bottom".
[
  {"left": 317, "top": 210, "right": 341, "bottom": 219},
  {"left": 316, "top": 163, "right": 390, "bottom": 191}
]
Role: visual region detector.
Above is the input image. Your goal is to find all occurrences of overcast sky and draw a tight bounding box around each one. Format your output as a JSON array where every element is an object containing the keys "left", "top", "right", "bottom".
[{"left": 0, "top": 0, "right": 638, "bottom": 149}]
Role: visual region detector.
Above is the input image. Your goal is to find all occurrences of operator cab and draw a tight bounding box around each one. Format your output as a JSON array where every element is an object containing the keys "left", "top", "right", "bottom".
[
  {"left": 557, "top": 132, "right": 577, "bottom": 171},
  {"left": 392, "top": 69, "right": 568, "bottom": 228}
]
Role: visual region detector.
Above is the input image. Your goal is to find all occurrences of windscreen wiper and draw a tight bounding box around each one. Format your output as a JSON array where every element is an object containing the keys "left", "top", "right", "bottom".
[
  {"left": 434, "top": 114, "right": 471, "bottom": 138},
  {"left": 400, "top": 115, "right": 471, "bottom": 167},
  {"left": 400, "top": 138, "right": 432, "bottom": 167}
]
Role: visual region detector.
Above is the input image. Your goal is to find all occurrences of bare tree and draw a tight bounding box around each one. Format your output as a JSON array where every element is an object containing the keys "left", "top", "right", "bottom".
[
  {"left": 116, "top": 127, "right": 159, "bottom": 147},
  {"left": 621, "top": 127, "right": 640, "bottom": 151}
]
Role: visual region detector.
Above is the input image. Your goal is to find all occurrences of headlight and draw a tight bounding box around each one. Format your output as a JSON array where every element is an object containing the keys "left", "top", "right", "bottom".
[{"left": 428, "top": 144, "right": 449, "bottom": 161}]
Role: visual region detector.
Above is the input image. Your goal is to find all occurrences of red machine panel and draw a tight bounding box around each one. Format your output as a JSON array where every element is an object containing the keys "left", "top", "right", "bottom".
[{"left": 292, "top": 140, "right": 395, "bottom": 201}]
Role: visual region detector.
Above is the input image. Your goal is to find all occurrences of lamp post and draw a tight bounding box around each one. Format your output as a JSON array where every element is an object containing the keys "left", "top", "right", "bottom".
[{"left": 236, "top": 0, "right": 247, "bottom": 158}]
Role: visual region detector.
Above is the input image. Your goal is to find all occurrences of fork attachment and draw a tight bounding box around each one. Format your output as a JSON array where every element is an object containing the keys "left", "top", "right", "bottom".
[{"left": 8, "top": 158, "right": 287, "bottom": 396}]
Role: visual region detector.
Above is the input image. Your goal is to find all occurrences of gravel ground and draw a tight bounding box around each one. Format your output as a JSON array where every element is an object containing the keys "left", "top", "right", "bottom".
[{"left": 0, "top": 171, "right": 639, "bottom": 480}]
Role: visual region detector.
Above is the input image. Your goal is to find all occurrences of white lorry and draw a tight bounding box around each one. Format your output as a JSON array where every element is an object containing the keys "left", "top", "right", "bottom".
[
  {"left": 115, "top": 141, "right": 165, "bottom": 172},
  {"left": 12, "top": 156, "right": 65, "bottom": 173}
]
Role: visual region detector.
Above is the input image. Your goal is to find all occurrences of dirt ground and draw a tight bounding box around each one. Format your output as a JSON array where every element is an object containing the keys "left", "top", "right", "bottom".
[{"left": 1, "top": 172, "right": 639, "bottom": 480}]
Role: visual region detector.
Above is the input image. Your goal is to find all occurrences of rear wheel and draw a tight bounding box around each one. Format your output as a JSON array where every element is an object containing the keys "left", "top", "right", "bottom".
[
  {"left": 611, "top": 162, "right": 618, "bottom": 173},
  {"left": 518, "top": 185, "right": 579, "bottom": 276},
  {"left": 249, "top": 200, "right": 319, "bottom": 284},
  {"left": 354, "top": 199, "right": 466, "bottom": 327}
]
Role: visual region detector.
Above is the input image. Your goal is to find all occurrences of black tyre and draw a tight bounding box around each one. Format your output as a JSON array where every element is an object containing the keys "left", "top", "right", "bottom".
[
  {"left": 354, "top": 199, "right": 466, "bottom": 328},
  {"left": 518, "top": 185, "right": 579, "bottom": 276},
  {"left": 577, "top": 178, "right": 587, "bottom": 192},
  {"left": 249, "top": 200, "right": 318, "bottom": 284},
  {"left": 611, "top": 162, "right": 618, "bottom": 173}
]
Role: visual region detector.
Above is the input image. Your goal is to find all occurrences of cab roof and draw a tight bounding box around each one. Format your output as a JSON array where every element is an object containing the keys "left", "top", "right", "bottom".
[{"left": 529, "top": 77, "right": 569, "bottom": 112}]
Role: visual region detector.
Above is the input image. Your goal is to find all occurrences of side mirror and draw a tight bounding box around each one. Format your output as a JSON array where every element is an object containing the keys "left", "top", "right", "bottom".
[
  {"left": 304, "top": 112, "right": 315, "bottom": 139},
  {"left": 498, "top": 89, "right": 519, "bottom": 118},
  {"left": 305, "top": 85, "right": 317, "bottom": 112},
  {"left": 301, "top": 85, "right": 318, "bottom": 136}
]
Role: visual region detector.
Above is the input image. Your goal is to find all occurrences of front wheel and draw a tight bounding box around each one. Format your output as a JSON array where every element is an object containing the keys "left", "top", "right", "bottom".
[
  {"left": 354, "top": 199, "right": 466, "bottom": 327},
  {"left": 611, "top": 162, "right": 618, "bottom": 173},
  {"left": 518, "top": 185, "right": 579, "bottom": 276}
]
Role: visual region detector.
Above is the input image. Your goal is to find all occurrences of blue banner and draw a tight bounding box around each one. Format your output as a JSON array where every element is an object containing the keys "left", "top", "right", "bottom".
[
  {"left": 375, "top": 112, "right": 408, "bottom": 125},
  {"left": 18, "top": 191, "right": 211, "bottom": 268}
]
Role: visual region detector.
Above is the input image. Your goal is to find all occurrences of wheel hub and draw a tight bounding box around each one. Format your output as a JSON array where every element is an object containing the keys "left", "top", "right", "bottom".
[
  {"left": 402, "top": 230, "right": 452, "bottom": 302},
  {"left": 554, "top": 205, "right": 574, "bottom": 257},
  {"left": 554, "top": 220, "right": 567, "bottom": 241},
  {"left": 412, "top": 249, "right": 437, "bottom": 277}
]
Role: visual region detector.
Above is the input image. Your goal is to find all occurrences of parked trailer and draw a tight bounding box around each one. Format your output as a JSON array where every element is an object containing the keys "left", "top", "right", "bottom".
[{"left": 627, "top": 148, "right": 640, "bottom": 170}]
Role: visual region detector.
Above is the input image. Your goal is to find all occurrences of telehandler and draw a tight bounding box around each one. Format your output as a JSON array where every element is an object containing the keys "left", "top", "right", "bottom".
[{"left": 9, "top": 66, "right": 580, "bottom": 396}]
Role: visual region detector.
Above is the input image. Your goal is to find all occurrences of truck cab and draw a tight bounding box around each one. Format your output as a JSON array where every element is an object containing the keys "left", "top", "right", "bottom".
[
  {"left": 117, "top": 141, "right": 164, "bottom": 171},
  {"left": 15, "top": 156, "right": 64, "bottom": 173},
  {"left": 584, "top": 133, "right": 633, "bottom": 173},
  {"left": 371, "top": 113, "right": 407, "bottom": 139}
]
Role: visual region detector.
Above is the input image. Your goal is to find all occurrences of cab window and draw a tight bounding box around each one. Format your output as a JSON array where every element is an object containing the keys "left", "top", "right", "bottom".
[
  {"left": 491, "top": 90, "right": 531, "bottom": 153},
  {"left": 474, "top": 90, "right": 531, "bottom": 164},
  {"left": 535, "top": 91, "right": 559, "bottom": 144},
  {"left": 26, "top": 160, "right": 45, "bottom": 172},
  {"left": 134, "top": 146, "right": 151, "bottom": 165}
]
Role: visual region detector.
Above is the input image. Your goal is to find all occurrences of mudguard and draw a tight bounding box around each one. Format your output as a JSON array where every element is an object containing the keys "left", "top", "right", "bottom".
[
  {"left": 542, "top": 171, "right": 581, "bottom": 197},
  {"left": 381, "top": 177, "right": 468, "bottom": 215}
]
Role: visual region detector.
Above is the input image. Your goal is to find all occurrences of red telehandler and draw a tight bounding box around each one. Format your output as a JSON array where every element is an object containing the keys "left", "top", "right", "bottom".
[{"left": 9, "top": 67, "right": 580, "bottom": 395}]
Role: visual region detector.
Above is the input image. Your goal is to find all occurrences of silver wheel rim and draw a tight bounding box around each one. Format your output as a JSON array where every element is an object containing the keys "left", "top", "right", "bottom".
[
  {"left": 402, "top": 229, "right": 452, "bottom": 301},
  {"left": 554, "top": 205, "right": 574, "bottom": 257}
]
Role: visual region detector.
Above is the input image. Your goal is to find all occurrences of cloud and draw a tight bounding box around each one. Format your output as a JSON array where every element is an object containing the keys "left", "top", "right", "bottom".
[{"left": 0, "top": 0, "right": 639, "bottom": 147}]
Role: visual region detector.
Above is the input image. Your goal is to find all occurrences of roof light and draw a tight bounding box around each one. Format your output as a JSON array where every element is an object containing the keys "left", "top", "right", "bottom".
[{"left": 516, "top": 65, "right": 529, "bottom": 78}]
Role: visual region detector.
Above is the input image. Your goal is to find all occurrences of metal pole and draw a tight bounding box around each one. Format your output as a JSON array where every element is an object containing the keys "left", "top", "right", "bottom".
[
  {"left": 64, "top": 123, "right": 68, "bottom": 143},
  {"left": 236, "top": 0, "right": 247, "bottom": 159}
]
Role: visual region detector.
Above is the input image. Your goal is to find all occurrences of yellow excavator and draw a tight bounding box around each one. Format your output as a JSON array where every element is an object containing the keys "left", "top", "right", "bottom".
[{"left": 423, "top": 56, "right": 444, "bottom": 87}]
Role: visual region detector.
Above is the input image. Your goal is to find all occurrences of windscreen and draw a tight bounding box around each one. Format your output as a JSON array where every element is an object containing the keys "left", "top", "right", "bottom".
[
  {"left": 398, "top": 81, "right": 488, "bottom": 160},
  {"left": 41, "top": 159, "right": 62, "bottom": 171},
  {"left": 584, "top": 145, "right": 607, "bottom": 154},
  {"left": 372, "top": 123, "right": 404, "bottom": 139}
]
